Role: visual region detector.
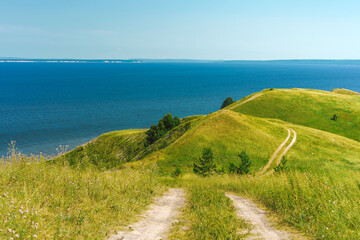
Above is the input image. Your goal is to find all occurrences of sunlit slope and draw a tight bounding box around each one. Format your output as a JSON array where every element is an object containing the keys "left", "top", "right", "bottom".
[
  {"left": 331, "top": 88, "right": 360, "bottom": 95},
  {"left": 63, "top": 129, "right": 147, "bottom": 169},
  {"left": 136, "top": 110, "right": 360, "bottom": 175},
  {"left": 229, "top": 88, "right": 360, "bottom": 142},
  {"left": 62, "top": 116, "right": 205, "bottom": 169}
]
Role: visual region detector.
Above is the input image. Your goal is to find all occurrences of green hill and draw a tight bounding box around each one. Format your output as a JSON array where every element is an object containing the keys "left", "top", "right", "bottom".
[
  {"left": 229, "top": 88, "right": 360, "bottom": 142},
  {"left": 130, "top": 110, "right": 360, "bottom": 176}
]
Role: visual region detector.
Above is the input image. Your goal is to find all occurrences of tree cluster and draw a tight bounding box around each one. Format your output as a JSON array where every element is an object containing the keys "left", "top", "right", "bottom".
[
  {"left": 221, "top": 97, "right": 234, "bottom": 109},
  {"left": 145, "top": 113, "right": 180, "bottom": 146},
  {"left": 193, "top": 148, "right": 252, "bottom": 177}
]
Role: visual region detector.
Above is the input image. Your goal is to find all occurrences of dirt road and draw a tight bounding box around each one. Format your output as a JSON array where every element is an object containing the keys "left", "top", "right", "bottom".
[
  {"left": 108, "top": 188, "right": 185, "bottom": 240},
  {"left": 226, "top": 193, "right": 290, "bottom": 240}
]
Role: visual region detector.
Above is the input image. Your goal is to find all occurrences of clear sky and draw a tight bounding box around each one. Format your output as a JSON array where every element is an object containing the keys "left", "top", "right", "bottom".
[{"left": 1, "top": 0, "right": 360, "bottom": 60}]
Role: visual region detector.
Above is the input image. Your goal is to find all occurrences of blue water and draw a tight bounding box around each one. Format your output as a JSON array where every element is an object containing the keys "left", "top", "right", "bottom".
[{"left": 1, "top": 61, "right": 360, "bottom": 156}]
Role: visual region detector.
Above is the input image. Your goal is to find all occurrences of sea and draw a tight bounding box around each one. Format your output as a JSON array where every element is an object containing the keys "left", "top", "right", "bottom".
[{"left": 1, "top": 60, "right": 360, "bottom": 156}]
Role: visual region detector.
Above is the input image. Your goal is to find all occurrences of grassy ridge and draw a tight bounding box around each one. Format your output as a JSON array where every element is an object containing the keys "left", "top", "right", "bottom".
[
  {"left": 0, "top": 152, "right": 164, "bottom": 239},
  {"left": 230, "top": 88, "right": 360, "bottom": 142},
  {"left": 140, "top": 110, "right": 288, "bottom": 174},
  {"left": 331, "top": 88, "right": 360, "bottom": 95}
]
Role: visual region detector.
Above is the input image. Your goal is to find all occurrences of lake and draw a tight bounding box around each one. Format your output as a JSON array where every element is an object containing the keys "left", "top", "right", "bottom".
[{"left": 1, "top": 61, "right": 360, "bottom": 156}]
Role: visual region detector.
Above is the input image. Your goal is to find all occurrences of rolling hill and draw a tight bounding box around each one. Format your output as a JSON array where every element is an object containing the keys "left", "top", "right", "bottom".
[{"left": 229, "top": 88, "right": 360, "bottom": 142}]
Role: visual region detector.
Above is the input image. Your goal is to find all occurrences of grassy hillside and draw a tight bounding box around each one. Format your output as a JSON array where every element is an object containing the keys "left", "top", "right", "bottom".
[
  {"left": 229, "top": 88, "right": 360, "bottom": 142},
  {"left": 62, "top": 116, "right": 205, "bottom": 169},
  {"left": 134, "top": 110, "right": 360, "bottom": 176},
  {"left": 62, "top": 129, "right": 147, "bottom": 169}
]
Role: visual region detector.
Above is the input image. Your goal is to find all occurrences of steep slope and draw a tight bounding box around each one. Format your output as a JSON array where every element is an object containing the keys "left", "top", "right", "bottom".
[{"left": 229, "top": 88, "right": 360, "bottom": 142}]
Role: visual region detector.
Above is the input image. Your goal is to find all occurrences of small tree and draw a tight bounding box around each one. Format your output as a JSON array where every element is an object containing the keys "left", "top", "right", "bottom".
[
  {"left": 274, "top": 156, "right": 288, "bottom": 173},
  {"left": 221, "top": 97, "right": 234, "bottom": 109},
  {"left": 330, "top": 114, "right": 338, "bottom": 121},
  {"left": 193, "top": 148, "right": 217, "bottom": 177},
  {"left": 228, "top": 150, "right": 251, "bottom": 175},
  {"left": 239, "top": 150, "right": 251, "bottom": 174}
]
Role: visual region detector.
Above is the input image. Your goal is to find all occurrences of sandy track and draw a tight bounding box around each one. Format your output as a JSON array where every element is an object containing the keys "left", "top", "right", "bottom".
[
  {"left": 108, "top": 188, "right": 185, "bottom": 240},
  {"left": 228, "top": 93, "right": 264, "bottom": 109},
  {"left": 259, "top": 128, "right": 297, "bottom": 175},
  {"left": 276, "top": 128, "right": 297, "bottom": 166},
  {"left": 226, "top": 193, "right": 290, "bottom": 240},
  {"left": 258, "top": 129, "right": 291, "bottom": 175}
]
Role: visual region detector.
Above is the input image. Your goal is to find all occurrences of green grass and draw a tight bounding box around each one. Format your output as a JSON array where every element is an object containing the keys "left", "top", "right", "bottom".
[
  {"left": 0, "top": 150, "right": 164, "bottom": 239},
  {"left": 196, "top": 172, "right": 360, "bottom": 239},
  {"left": 230, "top": 88, "right": 360, "bottom": 141},
  {"left": 168, "top": 176, "right": 249, "bottom": 240}
]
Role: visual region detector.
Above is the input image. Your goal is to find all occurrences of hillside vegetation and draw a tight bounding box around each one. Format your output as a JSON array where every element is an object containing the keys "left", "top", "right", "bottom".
[
  {"left": 229, "top": 88, "right": 360, "bottom": 142},
  {"left": 7, "top": 87, "right": 360, "bottom": 239}
]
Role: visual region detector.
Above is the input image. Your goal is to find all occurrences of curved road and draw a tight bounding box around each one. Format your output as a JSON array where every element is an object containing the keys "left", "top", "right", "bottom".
[{"left": 259, "top": 128, "right": 297, "bottom": 175}]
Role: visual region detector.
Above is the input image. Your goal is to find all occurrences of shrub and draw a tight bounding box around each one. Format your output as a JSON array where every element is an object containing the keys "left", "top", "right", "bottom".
[
  {"left": 330, "top": 114, "right": 338, "bottom": 121},
  {"left": 228, "top": 150, "right": 251, "bottom": 174},
  {"left": 220, "top": 97, "right": 234, "bottom": 109},
  {"left": 193, "top": 148, "right": 217, "bottom": 177}
]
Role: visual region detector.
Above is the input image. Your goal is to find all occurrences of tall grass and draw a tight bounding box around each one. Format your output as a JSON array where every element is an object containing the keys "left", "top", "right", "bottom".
[
  {"left": 202, "top": 171, "right": 360, "bottom": 240},
  {"left": 0, "top": 146, "right": 164, "bottom": 239},
  {"left": 168, "top": 177, "right": 248, "bottom": 240}
]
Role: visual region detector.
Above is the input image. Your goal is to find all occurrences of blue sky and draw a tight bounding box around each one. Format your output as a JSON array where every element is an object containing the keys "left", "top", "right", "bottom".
[{"left": 1, "top": 0, "right": 360, "bottom": 59}]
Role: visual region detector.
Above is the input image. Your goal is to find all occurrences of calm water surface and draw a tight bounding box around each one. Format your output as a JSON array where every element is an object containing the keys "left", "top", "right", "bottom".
[{"left": 1, "top": 62, "right": 360, "bottom": 156}]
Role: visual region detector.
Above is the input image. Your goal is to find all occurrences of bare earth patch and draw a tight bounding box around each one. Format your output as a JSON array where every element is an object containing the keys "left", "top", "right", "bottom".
[
  {"left": 108, "top": 188, "right": 185, "bottom": 240},
  {"left": 226, "top": 193, "right": 290, "bottom": 240}
]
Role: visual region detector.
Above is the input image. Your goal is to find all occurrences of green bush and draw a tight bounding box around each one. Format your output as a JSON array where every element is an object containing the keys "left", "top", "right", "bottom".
[{"left": 220, "top": 97, "right": 234, "bottom": 109}]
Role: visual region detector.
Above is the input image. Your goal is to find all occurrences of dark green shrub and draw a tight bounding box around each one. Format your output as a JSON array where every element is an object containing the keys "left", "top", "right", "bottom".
[
  {"left": 193, "top": 148, "right": 217, "bottom": 177},
  {"left": 331, "top": 114, "right": 338, "bottom": 121},
  {"left": 228, "top": 150, "right": 251, "bottom": 174},
  {"left": 221, "top": 97, "right": 234, "bottom": 109}
]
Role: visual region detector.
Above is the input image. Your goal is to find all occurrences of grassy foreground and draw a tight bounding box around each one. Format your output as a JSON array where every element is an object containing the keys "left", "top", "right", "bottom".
[
  {"left": 0, "top": 148, "right": 164, "bottom": 239},
  {"left": 176, "top": 172, "right": 360, "bottom": 240},
  {"left": 167, "top": 179, "right": 249, "bottom": 240}
]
